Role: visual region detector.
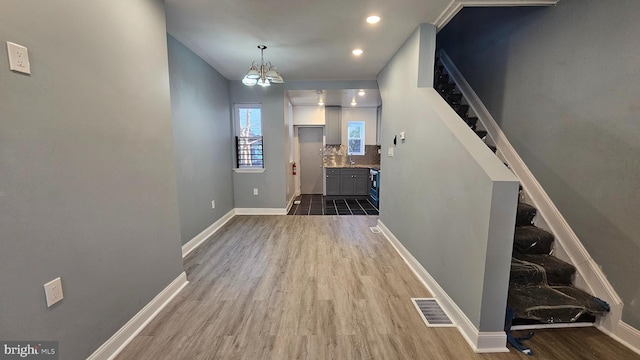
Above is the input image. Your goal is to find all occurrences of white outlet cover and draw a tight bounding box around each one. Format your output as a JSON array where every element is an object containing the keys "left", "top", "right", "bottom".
[
  {"left": 211, "top": 200, "right": 215, "bottom": 209},
  {"left": 253, "top": 188, "right": 259, "bottom": 195},
  {"left": 44, "top": 277, "right": 63, "bottom": 307},
  {"left": 7, "top": 42, "right": 31, "bottom": 74}
]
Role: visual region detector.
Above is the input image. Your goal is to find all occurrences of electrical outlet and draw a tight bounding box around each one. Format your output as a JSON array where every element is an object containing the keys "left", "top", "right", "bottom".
[
  {"left": 7, "top": 42, "right": 31, "bottom": 74},
  {"left": 211, "top": 200, "right": 215, "bottom": 209},
  {"left": 44, "top": 277, "right": 64, "bottom": 307},
  {"left": 253, "top": 188, "right": 259, "bottom": 196}
]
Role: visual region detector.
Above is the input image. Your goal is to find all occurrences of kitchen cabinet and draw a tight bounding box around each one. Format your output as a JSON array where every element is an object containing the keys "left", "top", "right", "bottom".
[
  {"left": 325, "top": 168, "right": 340, "bottom": 196},
  {"left": 326, "top": 168, "right": 369, "bottom": 196},
  {"left": 353, "top": 171, "right": 369, "bottom": 195},
  {"left": 325, "top": 106, "right": 341, "bottom": 145}
]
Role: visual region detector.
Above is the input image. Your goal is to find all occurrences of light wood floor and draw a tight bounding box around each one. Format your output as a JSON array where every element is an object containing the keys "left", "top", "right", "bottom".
[{"left": 116, "top": 216, "right": 639, "bottom": 360}]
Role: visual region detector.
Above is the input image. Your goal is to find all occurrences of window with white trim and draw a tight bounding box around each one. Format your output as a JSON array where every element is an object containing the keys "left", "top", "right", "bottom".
[
  {"left": 235, "top": 104, "right": 263, "bottom": 168},
  {"left": 347, "top": 121, "right": 365, "bottom": 155}
]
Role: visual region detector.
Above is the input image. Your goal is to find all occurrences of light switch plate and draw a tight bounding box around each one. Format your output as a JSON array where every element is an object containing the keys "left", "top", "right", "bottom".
[
  {"left": 387, "top": 147, "right": 394, "bottom": 157},
  {"left": 7, "top": 42, "right": 31, "bottom": 74}
]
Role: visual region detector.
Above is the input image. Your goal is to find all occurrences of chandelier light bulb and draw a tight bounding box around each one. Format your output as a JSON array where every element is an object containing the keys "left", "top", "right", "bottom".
[{"left": 243, "top": 45, "right": 284, "bottom": 87}]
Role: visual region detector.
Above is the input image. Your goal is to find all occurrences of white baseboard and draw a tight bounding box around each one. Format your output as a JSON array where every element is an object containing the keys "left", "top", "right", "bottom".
[
  {"left": 286, "top": 193, "right": 299, "bottom": 213},
  {"left": 597, "top": 321, "right": 640, "bottom": 356},
  {"left": 512, "top": 322, "right": 593, "bottom": 331},
  {"left": 234, "top": 208, "right": 287, "bottom": 215},
  {"left": 377, "top": 220, "right": 508, "bottom": 353},
  {"left": 182, "top": 209, "right": 235, "bottom": 258},
  {"left": 87, "top": 272, "right": 188, "bottom": 360}
]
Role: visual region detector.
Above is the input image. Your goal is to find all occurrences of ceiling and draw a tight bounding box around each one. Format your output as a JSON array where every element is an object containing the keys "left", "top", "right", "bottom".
[
  {"left": 163, "top": 0, "right": 556, "bottom": 106},
  {"left": 164, "top": 0, "right": 454, "bottom": 81}
]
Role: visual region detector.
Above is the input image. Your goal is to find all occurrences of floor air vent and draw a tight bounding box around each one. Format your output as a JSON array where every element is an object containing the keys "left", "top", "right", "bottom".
[
  {"left": 369, "top": 226, "right": 381, "bottom": 234},
  {"left": 412, "top": 298, "right": 455, "bottom": 327}
]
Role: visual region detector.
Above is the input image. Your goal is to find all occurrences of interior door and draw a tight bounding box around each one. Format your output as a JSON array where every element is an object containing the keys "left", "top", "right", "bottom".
[{"left": 299, "top": 127, "right": 324, "bottom": 194}]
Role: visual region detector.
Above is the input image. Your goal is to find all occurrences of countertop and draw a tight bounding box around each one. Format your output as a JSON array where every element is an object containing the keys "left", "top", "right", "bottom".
[{"left": 324, "top": 164, "right": 380, "bottom": 170}]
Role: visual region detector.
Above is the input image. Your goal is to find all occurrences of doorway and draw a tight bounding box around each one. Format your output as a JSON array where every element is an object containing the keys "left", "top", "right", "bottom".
[{"left": 298, "top": 127, "right": 324, "bottom": 194}]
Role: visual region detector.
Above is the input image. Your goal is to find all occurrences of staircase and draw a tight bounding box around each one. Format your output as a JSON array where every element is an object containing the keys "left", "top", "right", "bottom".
[{"left": 433, "top": 59, "right": 610, "bottom": 328}]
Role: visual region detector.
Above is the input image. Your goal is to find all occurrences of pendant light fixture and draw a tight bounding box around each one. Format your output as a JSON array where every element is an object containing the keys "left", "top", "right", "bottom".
[{"left": 242, "top": 45, "right": 284, "bottom": 87}]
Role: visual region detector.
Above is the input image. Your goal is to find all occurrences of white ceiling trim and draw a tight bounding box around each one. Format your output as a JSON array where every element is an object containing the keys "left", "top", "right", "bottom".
[{"left": 435, "top": 0, "right": 560, "bottom": 31}]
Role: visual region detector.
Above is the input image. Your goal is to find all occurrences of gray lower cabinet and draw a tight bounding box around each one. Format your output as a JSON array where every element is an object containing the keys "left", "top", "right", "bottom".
[
  {"left": 326, "top": 168, "right": 369, "bottom": 196},
  {"left": 326, "top": 168, "right": 341, "bottom": 196},
  {"left": 353, "top": 172, "right": 369, "bottom": 195}
]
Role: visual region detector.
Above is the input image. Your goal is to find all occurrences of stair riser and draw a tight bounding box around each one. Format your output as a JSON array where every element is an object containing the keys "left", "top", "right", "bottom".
[
  {"left": 513, "top": 226, "right": 555, "bottom": 255},
  {"left": 510, "top": 266, "right": 574, "bottom": 286},
  {"left": 516, "top": 204, "right": 537, "bottom": 226}
]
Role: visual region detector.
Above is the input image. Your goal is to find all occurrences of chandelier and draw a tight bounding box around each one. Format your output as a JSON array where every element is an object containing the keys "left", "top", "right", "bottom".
[{"left": 242, "top": 45, "right": 284, "bottom": 87}]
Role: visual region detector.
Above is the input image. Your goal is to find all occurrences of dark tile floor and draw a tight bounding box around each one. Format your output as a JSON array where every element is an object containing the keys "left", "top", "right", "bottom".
[{"left": 288, "top": 194, "right": 379, "bottom": 216}]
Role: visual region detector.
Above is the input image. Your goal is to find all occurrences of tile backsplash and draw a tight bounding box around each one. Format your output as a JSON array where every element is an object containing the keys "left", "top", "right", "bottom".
[{"left": 323, "top": 145, "right": 381, "bottom": 166}]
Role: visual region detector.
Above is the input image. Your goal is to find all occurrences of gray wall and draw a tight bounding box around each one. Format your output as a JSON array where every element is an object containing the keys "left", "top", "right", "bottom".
[
  {"left": 230, "top": 83, "right": 287, "bottom": 209},
  {"left": 0, "top": 1, "right": 184, "bottom": 359},
  {"left": 167, "top": 35, "right": 234, "bottom": 244},
  {"left": 377, "top": 24, "right": 518, "bottom": 332},
  {"left": 437, "top": 1, "right": 640, "bottom": 329}
]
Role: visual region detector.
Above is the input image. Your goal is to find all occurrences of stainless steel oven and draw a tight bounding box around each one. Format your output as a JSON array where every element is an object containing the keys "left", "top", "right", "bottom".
[{"left": 369, "top": 168, "right": 380, "bottom": 208}]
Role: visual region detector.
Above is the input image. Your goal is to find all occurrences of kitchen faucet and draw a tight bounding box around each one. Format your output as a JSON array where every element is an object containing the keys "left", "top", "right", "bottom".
[{"left": 349, "top": 155, "right": 355, "bottom": 165}]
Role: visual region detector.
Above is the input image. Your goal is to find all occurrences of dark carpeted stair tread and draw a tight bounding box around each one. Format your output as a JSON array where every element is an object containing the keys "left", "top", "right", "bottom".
[
  {"left": 452, "top": 106, "right": 469, "bottom": 119},
  {"left": 475, "top": 130, "right": 488, "bottom": 139},
  {"left": 464, "top": 117, "right": 478, "bottom": 129},
  {"left": 553, "top": 286, "right": 610, "bottom": 314},
  {"left": 436, "top": 83, "right": 456, "bottom": 93},
  {"left": 436, "top": 74, "right": 450, "bottom": 84},
  {"left": 510, "top": 258, "right": 546, "bottom": 286},
  {"left": 508, "top": 285, "right": 610, "bottom": 323},
  {"left": 488, "top": 144, "right": 497, "bottom": 153},
  {"left": 446, "top": 93, "right": 463, "bottom": 105},
  {"left": 516, "top": 203, "right": 537, "bottom": 226},
  {"left": 511, "top": 254, "right": 576, "bottom": 286},
  {"left": 513, "top": 226, "right": 554, "bottom": 255}
]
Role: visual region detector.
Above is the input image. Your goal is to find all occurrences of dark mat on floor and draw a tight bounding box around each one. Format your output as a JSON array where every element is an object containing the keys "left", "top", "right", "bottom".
[{"left": 289, "top": 194, "right": 379, "bottom": 216}]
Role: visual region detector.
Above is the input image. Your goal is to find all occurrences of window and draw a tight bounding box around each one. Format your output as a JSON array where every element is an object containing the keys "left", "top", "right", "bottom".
[
  {"left": 235, "top": 104, "right": 263, "bottom": 168},
  {"left": 347, "top": 121, "right": 365, "bottom": 155}
]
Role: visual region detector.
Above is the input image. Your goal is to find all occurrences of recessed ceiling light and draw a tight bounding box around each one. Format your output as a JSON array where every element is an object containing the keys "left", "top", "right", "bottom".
[
  {"left": 358, "top": 90, "right": 366, "bottom": 96},
  {"left": 366, "top": 15, "right": 381, "bottom": 24},
  {"left": 352, "top": 48, "right": 363, "bottom": 56},
  {"left": 351, "top": 100, "right": 357, "bottom": 106},
  {"left": 318, "top": 99, "right": 324, "bottom": 106}
]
